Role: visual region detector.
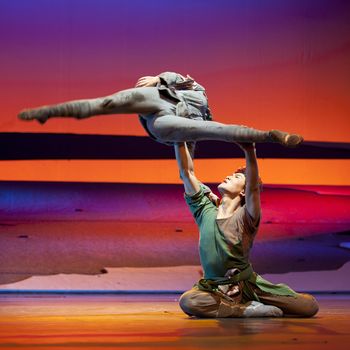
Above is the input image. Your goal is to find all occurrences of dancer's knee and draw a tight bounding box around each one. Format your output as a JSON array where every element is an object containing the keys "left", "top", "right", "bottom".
[
  {"left": 179, "top": 291, "right": 196, "bottom": 316},
  {"left": 179, "top": 289, "right": 219, "bottom": 318},
  {"left": 298, "top": 294, "right": 319, "bottom": 317},
  {"left": 101, "top": 97, "right": 116, "bottom": 110},
  {"left": 288, "top": 293, "right": 319, "bottom": 317},
  {"left": 101, "top": 90, "right": 146, "bottom": 111}
]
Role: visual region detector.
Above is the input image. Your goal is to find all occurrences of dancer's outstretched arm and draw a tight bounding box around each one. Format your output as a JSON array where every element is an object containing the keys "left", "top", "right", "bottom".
[
  {"left": 135, "top": 76, "right": 160, "bottom": 87},
  {"left": 237, "top": 143, "right": 261, "bottom": 222},
  {"left": 174, "top": 142, "right": 200, "bottom": 196}
]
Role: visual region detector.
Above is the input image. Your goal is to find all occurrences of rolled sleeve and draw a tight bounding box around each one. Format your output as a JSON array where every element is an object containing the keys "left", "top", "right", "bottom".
[
  {"left": 185, "top": 188, "right": 217, "bottom": 226},
  {"left": 243, "top": 206, "right": 260, "bottom": 235}
]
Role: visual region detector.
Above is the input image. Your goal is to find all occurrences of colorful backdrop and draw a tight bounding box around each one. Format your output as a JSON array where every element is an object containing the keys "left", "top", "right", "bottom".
[
  {"left": 0, "top": 0, "right": 349, "bottom": 184},
  {"left": 0, "top": 0, "right": 349, "bottom": 292}
]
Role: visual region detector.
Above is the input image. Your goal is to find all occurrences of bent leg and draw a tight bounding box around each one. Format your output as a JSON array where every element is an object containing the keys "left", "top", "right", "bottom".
[
  {"left": 256, "top": 291, "right": 319, "bottom": 317},
  {"left": 147, "top": 115, "right": 303, "bottom": 147},
  {"left": 179, "top": 287, "right": 283, "bottom": 318},
  {"left": 18, "top": 87, "right": 168, "bottom": 124},
  {"left": 179, "top": 287, "right": 225, "bottom": 317}
]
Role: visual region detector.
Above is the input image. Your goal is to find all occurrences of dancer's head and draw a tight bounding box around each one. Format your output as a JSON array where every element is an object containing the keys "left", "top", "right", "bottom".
[
  {"left": 217, "top": 167, "right": 262, "bottom": 205},
  {"left": 218, "top": 168, "right": 246, "bottom": 202}
]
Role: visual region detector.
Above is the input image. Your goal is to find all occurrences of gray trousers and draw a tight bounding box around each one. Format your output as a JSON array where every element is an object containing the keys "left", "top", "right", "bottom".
[{"left": 19, "top": 87, "right": 272, "bottom": 144}]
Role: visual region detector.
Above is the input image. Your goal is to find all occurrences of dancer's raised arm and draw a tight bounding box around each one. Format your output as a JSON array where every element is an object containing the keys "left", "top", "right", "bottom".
[
  {"left": 174, "top": 142, "right": 200, "bottom": 196},
  {"left": 237, "top": 143, "right": 260, "bottom": 222}
]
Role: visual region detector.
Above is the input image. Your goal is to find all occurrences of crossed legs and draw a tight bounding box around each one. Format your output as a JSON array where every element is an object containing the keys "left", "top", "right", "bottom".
[
  {"left": 179, "top": 286, "right": 319, "bottom": 318},
  {"left": 179, "top": 287, "right": 283, "bottom": 318}
]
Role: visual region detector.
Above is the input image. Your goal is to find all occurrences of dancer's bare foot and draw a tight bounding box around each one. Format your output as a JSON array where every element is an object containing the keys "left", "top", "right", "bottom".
[
  {"left": 242, "top": 301, "right": 283, "bottom": 318},
  {"left": 269, "top": 129, "right": 303, "bottom": 148},
  {"left": 18, "top": 108, "right": 49, "bottom": 124}
]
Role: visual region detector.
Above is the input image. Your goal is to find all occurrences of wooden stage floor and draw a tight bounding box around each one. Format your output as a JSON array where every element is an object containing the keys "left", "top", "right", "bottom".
[{"left": 0, "top": 294, "right": 349, "bottom": 349}]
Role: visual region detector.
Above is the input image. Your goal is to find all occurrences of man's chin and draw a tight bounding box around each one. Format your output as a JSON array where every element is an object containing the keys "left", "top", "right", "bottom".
[{"left": 217, "top": 184, "right": 225, "bottom": 195}]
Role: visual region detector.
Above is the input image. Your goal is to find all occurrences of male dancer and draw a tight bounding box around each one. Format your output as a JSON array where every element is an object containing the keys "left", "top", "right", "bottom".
[
  {"left": 18, "top": 72, "right": 303, "bottom": 148},
  {"left": 174, "top": 142, "right": 319, "bottom": 317}
]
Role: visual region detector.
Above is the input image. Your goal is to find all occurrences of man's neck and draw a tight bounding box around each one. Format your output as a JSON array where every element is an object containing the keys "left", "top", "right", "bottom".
[{"left": 217, "top": 195, "right": 241, "bottom": 219}]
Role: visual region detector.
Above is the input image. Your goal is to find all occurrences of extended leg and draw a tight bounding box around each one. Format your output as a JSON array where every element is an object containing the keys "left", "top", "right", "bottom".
[
  {"left": 18, "top": 87, "right": 168, "bottom": 124},
  {"left": 147, "top": 115, "right": 303, "bottom": 147}
]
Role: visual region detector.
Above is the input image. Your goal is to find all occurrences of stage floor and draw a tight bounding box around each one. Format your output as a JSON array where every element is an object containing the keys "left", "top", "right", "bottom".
[{"left": 0, "top": 294, "right": 349, "bottom": 350}]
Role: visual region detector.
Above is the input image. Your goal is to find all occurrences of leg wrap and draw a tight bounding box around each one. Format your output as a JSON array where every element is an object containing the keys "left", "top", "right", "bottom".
[
  {"left": 48, "top": 99, "right": 97, "bottom": 119},
  {"left": 230, "top": 124, "right": 270, "bottom": 142},
  {"left": 18, "top": 98, "right": 105, "bottom": 123}
]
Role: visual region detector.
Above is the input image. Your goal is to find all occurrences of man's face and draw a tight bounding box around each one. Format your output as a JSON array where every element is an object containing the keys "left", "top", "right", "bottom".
[{"left": 217, "top": 172, "right": 246, "bottom": 197}]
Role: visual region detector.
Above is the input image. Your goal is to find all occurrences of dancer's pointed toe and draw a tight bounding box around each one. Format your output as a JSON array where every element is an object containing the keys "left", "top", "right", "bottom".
[
  {"left": 18, "top": 110, "right": 32, "bottom": 121},
  {"left": 18, "top": 109, "right": 49, "bottom": 124},
  {"left": 285, "top": 133, "right": 304, "bottom": 147},
  {"left": 269, "top": 129, "right": 303, "bottom": 148}
]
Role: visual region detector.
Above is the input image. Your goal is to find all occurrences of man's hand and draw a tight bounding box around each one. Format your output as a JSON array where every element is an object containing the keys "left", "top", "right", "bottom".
[
  {"left": 135, "top": 76, "right": 160, "bottom": 88},
  {"left": 236, "top": 142, "right": 256, "bottom": 152}
]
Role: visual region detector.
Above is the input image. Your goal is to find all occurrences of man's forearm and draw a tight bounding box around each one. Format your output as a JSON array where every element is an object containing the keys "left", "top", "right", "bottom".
[
  {"left": 174, "top": 143, "right": 195, "bottom": 175},
  {"left": 244, "top": 147, "right": 259, "bottom": 190},
  {"left": 174, "top": 143, "right": 200, "bottom": 195},
  {"left": 241, "top": 144, "right": 261, "bottom": 220}
]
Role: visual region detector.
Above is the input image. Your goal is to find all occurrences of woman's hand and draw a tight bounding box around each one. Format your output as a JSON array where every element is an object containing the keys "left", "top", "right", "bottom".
[
  {"left": 173, "top": 74, "right": 196, "bottom": 90},
  {"left": 135, "top": 76, "right": 160, "bottom": 88}
]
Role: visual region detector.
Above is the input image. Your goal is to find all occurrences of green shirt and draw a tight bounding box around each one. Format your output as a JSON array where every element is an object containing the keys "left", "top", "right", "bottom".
[{"left": 185, "top": 188, "right": 297, "bottom": 301}]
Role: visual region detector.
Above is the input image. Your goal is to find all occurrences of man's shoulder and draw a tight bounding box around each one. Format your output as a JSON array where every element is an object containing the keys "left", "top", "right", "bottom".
[
  {"left": 185, "top": 188, "right": 218, "bottom": 213},
  {"left": 241, "top": 204, "right": 261, "bottom": 233}
]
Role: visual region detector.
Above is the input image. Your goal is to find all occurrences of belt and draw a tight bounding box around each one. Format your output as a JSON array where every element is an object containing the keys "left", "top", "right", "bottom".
[{"left": 197, "top": 265, "right": 254, "bottom": 293}]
